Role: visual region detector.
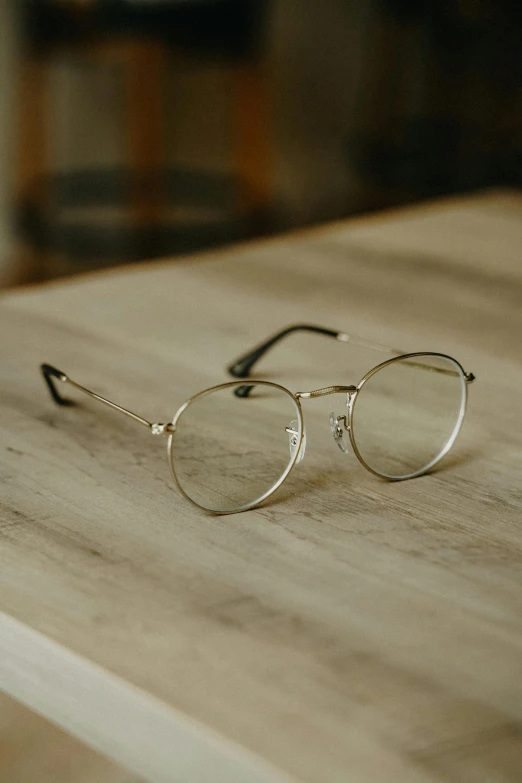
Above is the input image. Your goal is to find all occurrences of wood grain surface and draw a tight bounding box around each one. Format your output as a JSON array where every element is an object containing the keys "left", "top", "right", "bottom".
[{"left": 1, "top": 190, "right": 522, "bottom": 782}]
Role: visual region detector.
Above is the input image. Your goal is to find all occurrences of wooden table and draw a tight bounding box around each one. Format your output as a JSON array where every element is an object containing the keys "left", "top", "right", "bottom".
[{"left": 1, "top": 190, "right": 522, "bottom": 783}]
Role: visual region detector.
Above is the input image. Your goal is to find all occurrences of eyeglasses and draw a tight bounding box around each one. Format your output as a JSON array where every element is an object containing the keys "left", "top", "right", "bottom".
[{"left": 41, "top": 323, "right": 475, "bottom": 514}]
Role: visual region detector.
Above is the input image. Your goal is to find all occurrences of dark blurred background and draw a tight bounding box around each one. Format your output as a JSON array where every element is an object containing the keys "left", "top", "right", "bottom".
[{"left": 0, "top": 0, "right": 521, "bottom": 287}]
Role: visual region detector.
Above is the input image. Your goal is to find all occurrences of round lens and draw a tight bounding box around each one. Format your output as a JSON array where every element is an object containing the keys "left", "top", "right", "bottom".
[
  {"left": 351, "top": 354, "right": 466, "bottom": 479},
  {"left": 169, "top": 381, "right": 303, "bottom": 513}
]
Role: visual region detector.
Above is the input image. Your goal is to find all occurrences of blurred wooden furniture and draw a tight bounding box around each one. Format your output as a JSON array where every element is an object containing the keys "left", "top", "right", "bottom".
[
  {"left": 0, "top": 691, "right": 141, "bottom": 783},
  {"left": 1, "top": 190, "right": 522, "bottom": 782},
  {"left": 15, "top": 0, "right": 270, "bottom": 279}
]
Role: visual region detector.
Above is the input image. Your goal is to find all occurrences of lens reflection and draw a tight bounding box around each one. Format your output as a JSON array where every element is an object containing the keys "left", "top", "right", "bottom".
[
  {"left": 169, "top": 382, "right": 302, "bottom": 512},
  {"left": 351, "top": 354, "right": 466, "bottom": 478}
]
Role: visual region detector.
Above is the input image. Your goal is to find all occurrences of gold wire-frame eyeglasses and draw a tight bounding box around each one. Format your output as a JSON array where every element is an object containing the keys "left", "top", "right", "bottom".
[{"left": 41, "top": 323, "right": 475, "bottom": 514}]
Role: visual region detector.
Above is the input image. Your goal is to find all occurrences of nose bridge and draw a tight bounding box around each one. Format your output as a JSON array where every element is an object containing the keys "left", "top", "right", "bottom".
[{"left": 296, "top": 385, "right": 357, "bottom": 400}]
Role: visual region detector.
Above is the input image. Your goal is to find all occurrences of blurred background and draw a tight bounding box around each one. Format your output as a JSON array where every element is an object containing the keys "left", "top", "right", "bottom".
[{"left": 0, "top": 0, "right": 521, "bottom": 289}]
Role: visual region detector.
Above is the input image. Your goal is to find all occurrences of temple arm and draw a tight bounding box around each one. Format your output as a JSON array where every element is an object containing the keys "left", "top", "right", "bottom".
[
  {"left": 226, "top": 324, "right": 474, "bottom": 398},
  {"left": 227, "top": 323, "right": 402, "bottom": 379},
  {"left": 40, "top": 364, "right": 172, "bottom": 434}
]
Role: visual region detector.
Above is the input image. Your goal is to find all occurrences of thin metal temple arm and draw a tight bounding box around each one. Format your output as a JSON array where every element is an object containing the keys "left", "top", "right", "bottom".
[
  {"left": 40, "top": 364, "right": 155, "bottom": 429},
  {"left": 227, "top": 323, "right": 402, "bottom": 379},
  {"left": 226, "top": 326, "right": 475, "bottom": 398}
]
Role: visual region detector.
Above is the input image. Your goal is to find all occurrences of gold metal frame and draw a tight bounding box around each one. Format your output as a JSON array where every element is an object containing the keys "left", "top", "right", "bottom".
[
  {"left": 347, "top": 352, "right": 469, "bottom": 480},
  {"left": 40, "top": 331, "right": 475, "bottom": 515},
  {"left": 167, "top": 380, "right": 304, "bottom": 514}
]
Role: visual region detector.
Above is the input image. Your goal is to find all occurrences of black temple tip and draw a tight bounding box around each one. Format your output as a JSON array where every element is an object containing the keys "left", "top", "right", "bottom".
[
  {"left": 234, "top": 384, "right": 255, "bottom": 398},
  {"left": 227, "top": 355, "right": 259, "bottom": 379},
  {"left": 227, "top": 324, "right": 341, "bottom": 398},
  {"left": 41, "top": 364, "right": 73, "bottom": 406},
  {"left": 228, "top": 362, "right": 246, "bottom": 378}
]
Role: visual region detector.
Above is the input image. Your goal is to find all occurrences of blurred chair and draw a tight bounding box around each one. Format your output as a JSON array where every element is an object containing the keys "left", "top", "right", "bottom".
[{"left": 15, "top": 0, "right": 270, "bottom": 280}]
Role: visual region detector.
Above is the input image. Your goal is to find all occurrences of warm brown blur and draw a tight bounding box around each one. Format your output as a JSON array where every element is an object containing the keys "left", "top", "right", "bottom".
[{"left": 1, "top": 0, "right": 521, "bottom": 287}]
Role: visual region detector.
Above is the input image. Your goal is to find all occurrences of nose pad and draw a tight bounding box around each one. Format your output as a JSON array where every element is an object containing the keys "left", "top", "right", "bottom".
[
  {"left": 286, "top": 420, "right": 306, "bottom": 463},
  {"left": 329, "top": 413, "right": 350, "bottom": 453}
]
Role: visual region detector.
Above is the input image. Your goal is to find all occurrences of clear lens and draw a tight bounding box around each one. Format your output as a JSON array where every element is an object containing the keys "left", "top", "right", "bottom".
[
  {"left": 169, "top": 382, "right": 302, "bottom": 513},
  {"left": 351, "top": 354, "right": 466, "bottom": 479}
]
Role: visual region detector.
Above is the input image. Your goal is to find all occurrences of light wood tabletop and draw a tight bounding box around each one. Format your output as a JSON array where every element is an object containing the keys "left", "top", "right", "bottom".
[
  {"left": 0, "top": 690, "right": 142, "bottom": 783},
  {"left": 1, "top": 190, "right": 522, "bottom": 783}
]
